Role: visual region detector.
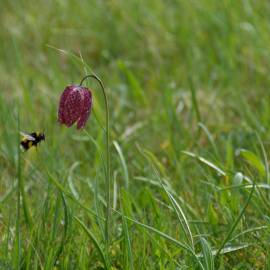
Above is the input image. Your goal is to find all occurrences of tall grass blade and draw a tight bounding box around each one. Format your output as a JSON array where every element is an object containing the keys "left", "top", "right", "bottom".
[
  {"left": 113, "top": 209, "right": 204, "bottom": 270},
  {"left": 161, "top": 183, "right": 194, "bottom": 250},
  {"left": 75, "top": 217, "right": 110, "bottom": 269},
  {"left": 15, "top": 110, "right": 21, "bottom": 270},
  {"left": 67, "top": 161, "right": 81, "bottom": 199},
  {"left": 237, "top": 149, "right": 265, "bottom": 176},
  {"left": 182, "top": 151, "right": 226, "bottom": 176},
  {"left": 189, "top": 77, "right": 201, "bottom": 123},
  {"left": 215, "top": 183, "right": 255, "bottom": 257},
  {"left": 198, "top": 123, "right": 219, "bottom": 157},
  {"left": 121, "top": 191, "right": 134, "bottom": 270},
  {"left": 200, "top": 237, "right": 214, "bottom": 270},
  {"left": 256, "top": 132, "right": 270, "bottom": 184},
  {"left": 113, "top": 140, "right": 129, "bottom": 189}
]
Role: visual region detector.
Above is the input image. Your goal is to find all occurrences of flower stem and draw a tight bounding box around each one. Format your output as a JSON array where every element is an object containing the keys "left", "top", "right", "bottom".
[
  {"left": 16, "top": 110, "right": 21, "bottom": 270},
  {"left": 80, "top": 74, "right": 111, "bottom": 254}
]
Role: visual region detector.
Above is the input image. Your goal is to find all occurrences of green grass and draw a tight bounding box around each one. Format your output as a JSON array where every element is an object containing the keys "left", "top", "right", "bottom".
[{"left": 1, "top": 0, "right": 270, "bottom": 269}]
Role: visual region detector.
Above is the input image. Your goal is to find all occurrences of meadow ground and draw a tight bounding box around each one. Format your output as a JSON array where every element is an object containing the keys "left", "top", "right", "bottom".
[{"left": 0, "top": 1, "right": 270, "bottom": 269}]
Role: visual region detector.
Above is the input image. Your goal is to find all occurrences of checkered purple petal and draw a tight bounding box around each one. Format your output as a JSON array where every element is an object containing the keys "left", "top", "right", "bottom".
[
  {"left": 58, "top": 85, "right": 92, "bottom": 129},
  {"left": 77, "top": 88, "right": 92, "bottom": 129}
]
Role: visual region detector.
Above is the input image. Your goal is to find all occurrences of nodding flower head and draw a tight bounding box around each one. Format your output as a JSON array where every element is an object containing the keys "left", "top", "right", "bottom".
[{"left": 58, "top": 85, "right": 92, "bottom": 129}]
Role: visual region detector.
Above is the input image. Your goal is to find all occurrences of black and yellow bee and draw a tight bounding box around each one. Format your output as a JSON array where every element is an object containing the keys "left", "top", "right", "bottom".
[{"left": 20, "top": 131, "right": 45, "bottom": 151}]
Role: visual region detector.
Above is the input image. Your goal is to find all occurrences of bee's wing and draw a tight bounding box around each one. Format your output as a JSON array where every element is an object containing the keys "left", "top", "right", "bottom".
[{"left": 20, "top": 131, "right": 35, "bottom": 141}]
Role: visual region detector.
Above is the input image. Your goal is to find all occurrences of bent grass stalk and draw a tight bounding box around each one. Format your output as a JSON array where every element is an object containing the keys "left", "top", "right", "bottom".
[
  {"left": 79, "top": 74, "right": 111, "bottom": 253},
  {"left": 215, "top": 182, "right": 255, "bottom": 258},
  {"left": 16, "top": 111, "right": 21, "bottom": 270}
]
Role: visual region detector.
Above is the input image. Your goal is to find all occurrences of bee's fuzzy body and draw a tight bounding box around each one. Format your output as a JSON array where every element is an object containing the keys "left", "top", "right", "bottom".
[{"left": 20, "top": 132, "right": 45, "bottom": 151}]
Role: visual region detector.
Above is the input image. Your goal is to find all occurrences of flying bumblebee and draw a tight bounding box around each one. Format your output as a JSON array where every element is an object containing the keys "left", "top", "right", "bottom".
[{"left": 20, "top": 131, "right": 45, "bottom": 151}]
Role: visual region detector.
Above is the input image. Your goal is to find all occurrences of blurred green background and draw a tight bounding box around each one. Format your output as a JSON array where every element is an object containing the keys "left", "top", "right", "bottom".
[{"left": 0, "top": 1, "right": 270, "bottom": 269}]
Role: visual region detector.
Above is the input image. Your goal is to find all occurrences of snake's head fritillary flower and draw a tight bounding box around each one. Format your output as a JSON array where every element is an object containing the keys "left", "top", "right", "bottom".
[{"left": 58, "top": 85, "right": 92, "bottom": 129}]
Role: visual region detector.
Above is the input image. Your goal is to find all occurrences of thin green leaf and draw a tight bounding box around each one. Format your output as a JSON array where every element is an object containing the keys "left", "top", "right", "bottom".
[
  {"left": 215, "top": 183, "right": 255, "bottom": 257},
  {"left": 67, "top": 161, "right": 81, "bottom": 199},
  {"left": 74, "top": 217, "right": 109, "bottom": 269},
  {"left": 161, "top": 183, "right": 194, "bottom": 250},
  {"left": 200, "top": 237, "right": 214, "bottom": 270},
  {"left": 113, "top": 140, "right": 129, "bottom": 189},
  {"left": 121, "top": 191, "right": 134, "bottom": 270},
  {"left": 237, "top": 149, "right": 265, "bottom": 176},
  {"left": 113, "top": 209, "right": 204, "bottom": 270},
  {"left": 182, "top": 151, "right": 226, "bottom": 176}
]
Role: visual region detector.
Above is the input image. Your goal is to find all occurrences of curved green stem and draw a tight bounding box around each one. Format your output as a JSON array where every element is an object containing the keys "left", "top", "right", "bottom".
[
  {"left": 215, "top": 182, "right": 255, "bottom": 258},
  {"left": 16, "top": 110, "right": 21, "bottom": 270},
  {"left": 80, "top": 74, "right": 111, "bottom": 253}
]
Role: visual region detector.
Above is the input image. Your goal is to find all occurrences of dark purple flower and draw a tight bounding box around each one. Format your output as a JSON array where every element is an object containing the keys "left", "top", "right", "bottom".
[{"left": 58, "top": 85, "right": 92, "bottom": 129}]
